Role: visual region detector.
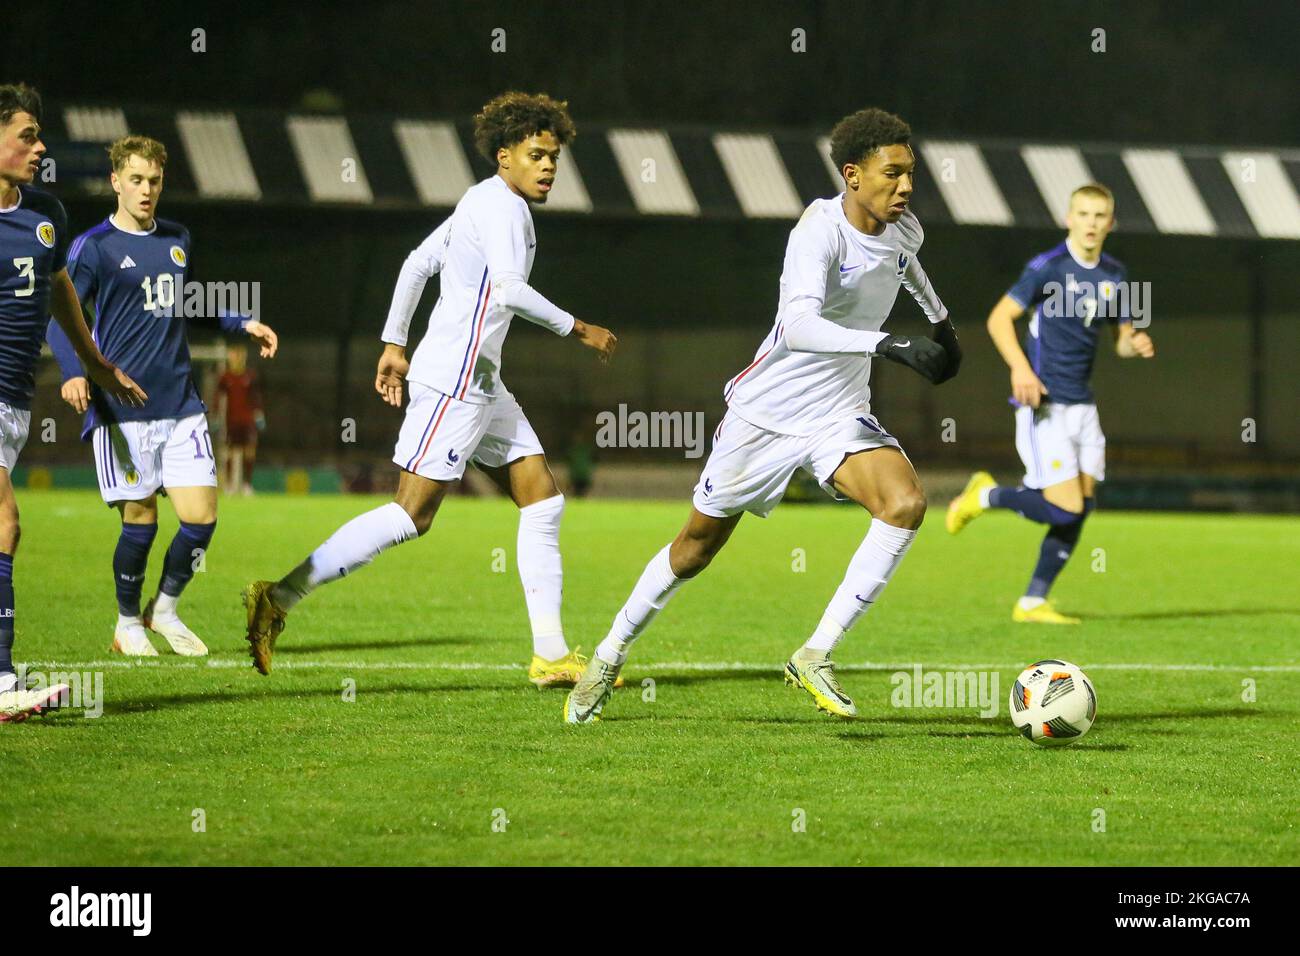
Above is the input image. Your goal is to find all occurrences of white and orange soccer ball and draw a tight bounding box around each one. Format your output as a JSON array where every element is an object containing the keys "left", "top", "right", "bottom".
[{"left": 1009, "top": 660, "right": 1097, "bottom": 747}]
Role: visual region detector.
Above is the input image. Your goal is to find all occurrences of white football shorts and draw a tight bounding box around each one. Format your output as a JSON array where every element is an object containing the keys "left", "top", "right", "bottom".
[
  {"left": 0, "top": 402, "right": 31, "bottom": 471},
  {"left": 394, "top": 384, "right": 545, "bottom": 482},
  {"left": 1015, "top": 401, "right": 1105, "bottom": 489},
  {"left": 93, "top": 413, "right": 219, "bottom": 504},
  {"left": 692, "top": 410, "right": 903, "bottom": 518}
]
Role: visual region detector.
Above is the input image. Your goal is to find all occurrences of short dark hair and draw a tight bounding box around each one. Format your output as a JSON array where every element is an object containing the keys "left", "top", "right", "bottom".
[
  {"left": 472, "top": 91, "right": 576, "bottom": 163},
  {"left": 829, "top": 108, "right": 911, "bottom": 172},
  {"left": 0, "top": 83, "right": 42, "bottom": 128}
]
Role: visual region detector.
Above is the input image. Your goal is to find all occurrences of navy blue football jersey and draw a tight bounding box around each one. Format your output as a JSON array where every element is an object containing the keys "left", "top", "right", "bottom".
[
  {"left": 0, "top": 185, "right": 70, "bottom": 409},
  {"left": 1007, "top": 241, "right": 1130, "bottom": 405},
  {"left": 47, "top": 216, "right": 246, "bottom": 438}
]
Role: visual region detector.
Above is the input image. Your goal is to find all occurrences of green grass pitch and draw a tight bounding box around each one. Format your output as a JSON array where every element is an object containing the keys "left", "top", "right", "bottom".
[{"left": 3, "top": 489, "right": 1297, "bottom": 865}]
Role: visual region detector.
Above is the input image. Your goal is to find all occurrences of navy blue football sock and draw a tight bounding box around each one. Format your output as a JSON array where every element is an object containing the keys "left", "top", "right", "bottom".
[
  {"left": 159, "top": 521, "right": 216, "bottom": 598},
  {"left": 1025, "top": 498, "right": 1094, "bottom": 598},
  {"left": 0, "top": 552, "right": 13, "bottom": 680},
  {"left": 114, "top": 522, "right": 158, "bottom": 617},
  {"left": 988, "top": 485, "right": 1081, "bottom": 526}
]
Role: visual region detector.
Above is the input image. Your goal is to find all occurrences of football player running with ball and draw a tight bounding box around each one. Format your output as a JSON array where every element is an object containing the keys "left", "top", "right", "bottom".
[{"left": 566, "top": 108, "right": 961, "bottom": 723}]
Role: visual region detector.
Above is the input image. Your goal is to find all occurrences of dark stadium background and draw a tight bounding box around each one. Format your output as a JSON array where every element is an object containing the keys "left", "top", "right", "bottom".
[{"left": 6, "top": 0, "right": 1298, "bottom": 508}]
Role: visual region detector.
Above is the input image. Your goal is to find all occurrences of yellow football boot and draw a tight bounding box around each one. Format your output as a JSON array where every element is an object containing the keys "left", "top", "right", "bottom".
[
  {"left": 784, "top": 647, "right": 857, "bottom": 718},
  {"left": 1012, "top": 600, "right": 1081, "bottom": 625},
  {"left": 946, "top": 470, "right": 996, "bottom": 534},
  {"left": 530, "top": 647, "right": 624, "bottom": 689},
  {"left": 242, "top": 580, "right": 288, "bottom": 675}
]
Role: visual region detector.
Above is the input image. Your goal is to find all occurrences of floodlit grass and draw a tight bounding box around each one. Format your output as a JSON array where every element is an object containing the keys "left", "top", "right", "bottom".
[{"left": 4, "top": 491, "right": 1296, "bottom": 865}]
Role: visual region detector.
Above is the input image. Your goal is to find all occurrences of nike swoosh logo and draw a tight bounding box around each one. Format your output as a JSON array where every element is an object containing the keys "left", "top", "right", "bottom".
[
  {"left": 839, "top": 263, "right": 862, "bottom": 274},
  {"left": 893, "top": 338, "right": 910, "bottom": 347}
]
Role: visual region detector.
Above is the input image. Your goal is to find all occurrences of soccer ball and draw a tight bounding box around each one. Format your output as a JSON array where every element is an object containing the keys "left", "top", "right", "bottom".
[{"left": 1009, "top": 660, "right": 1097, "bottom": 747}]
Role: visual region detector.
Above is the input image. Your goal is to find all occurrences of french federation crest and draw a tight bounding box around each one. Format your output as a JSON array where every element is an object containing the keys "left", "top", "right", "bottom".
[
  {"left": 36, "top": 221, "right": 56, "bottom": 248},
  {"left": 1099, "top": 280, "right": 1116, "bottom": 299},
  {"left": 169, "top": 245, "right": 187, "bottom": 268},
  {"left": 896, "top": 252, "right": 910, "bottom": 276}
]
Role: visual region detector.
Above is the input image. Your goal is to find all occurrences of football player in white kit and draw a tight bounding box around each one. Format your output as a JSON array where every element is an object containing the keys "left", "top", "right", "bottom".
[
  {"left": 566, "top": 108, "right": 962, "bottom": 723},
  {"left": 243, "top": 92, "right": 616, "bottom": 683}
]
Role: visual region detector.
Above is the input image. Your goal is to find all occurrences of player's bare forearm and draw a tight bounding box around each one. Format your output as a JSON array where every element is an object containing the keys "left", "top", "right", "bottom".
[
  {"left": 986, "top": 296, "right": 1031, "bottom": 373},
  {"left": 987, "top": 294, "right": 1048, "bottom": 407},
  {"left": 571, "top": 319, "right": 618, "bottom": 364},
  {"left": 49, "top": 270, "right": 146, "bottom": 406}
]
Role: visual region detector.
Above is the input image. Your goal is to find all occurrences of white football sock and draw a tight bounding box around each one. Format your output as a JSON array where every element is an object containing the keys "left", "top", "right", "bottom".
[
  {"left": 0, "top": 672, "right": 16, "bottom": 694},
  {"left": 803, "top": 518, "right": 917, "bottom": 653},
  {"left": 153, "top": 592, "right": 179, "bottom": 619},
  {"left": 1018, "top": 596, "right": 1046, "bottom": 610},
  {"left": 978, "top": 485, "right": 994, "bottom": 508},
  {"left": 116, "top": 614, "right": 143, "bottom": 630},
  {"left": 595, "top": 544, "right": 684, "bottom": 665},
  {"left": 273, "top": 502, "right": 418, "bottom": 610},
  {"left": 517, "top": 494, "right": 568, "bottom": 660}
]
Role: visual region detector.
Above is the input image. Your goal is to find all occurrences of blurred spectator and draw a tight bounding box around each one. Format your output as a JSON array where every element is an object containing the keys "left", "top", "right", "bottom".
[{"left": 213, "top": 341, "right": 265, "bottom": 494}]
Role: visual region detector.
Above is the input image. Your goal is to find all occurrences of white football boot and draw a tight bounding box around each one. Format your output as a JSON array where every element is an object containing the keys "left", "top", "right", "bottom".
[
  {"left": 143, "top": 597, "right": 209, "bottom": 656},
  {"left": 0, "top": 683, "right": 71, "bottom": 722},
  {"left": 110, "top": 619, "right": 159, "bottom": 657}
]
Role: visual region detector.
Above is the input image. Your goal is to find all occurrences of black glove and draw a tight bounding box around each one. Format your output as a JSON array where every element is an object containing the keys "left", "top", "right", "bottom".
[
  {"left": 930, "top": 319, "right": 962, "bottom": 384},
  {"left": 875, "top": 333, "right": 949, "bottom": 384}
]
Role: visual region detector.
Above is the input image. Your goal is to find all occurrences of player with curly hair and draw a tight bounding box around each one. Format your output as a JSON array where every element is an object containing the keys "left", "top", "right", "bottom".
[
  {"left": 566, "top": 107, "right": 962, "bottom": 724},
  {"left": 243, "top": 92, "right": 617, "bottom": 684}
]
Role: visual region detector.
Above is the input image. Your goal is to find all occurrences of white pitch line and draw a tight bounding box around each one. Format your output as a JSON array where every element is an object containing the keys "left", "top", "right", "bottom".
[{"left": 24, "top": 658, "right": 1300, "bottom": 673}]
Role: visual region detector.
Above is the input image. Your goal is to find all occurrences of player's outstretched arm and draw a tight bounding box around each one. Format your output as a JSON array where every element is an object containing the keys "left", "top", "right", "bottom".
[
  {"left": 479, "top": 198, "right": 599, "bottom": 347},
  {"left": 375, "top": 343, "right": 409, "bottom": 407},
  {"left": 986, "top": 294, "right": 1046, "bottom": 408},
  {"left": 1114, "top": 323, "right": 1155, "bottom": 359},
  {"left": 48, "top": 269, "right": 146, "bottom": 407}
]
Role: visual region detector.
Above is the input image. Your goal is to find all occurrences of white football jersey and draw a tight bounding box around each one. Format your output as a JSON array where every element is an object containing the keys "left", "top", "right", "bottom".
[
  {"left": 724, "top": 198, "right": 946, "bottom": 436},
  {"left": 401, "top": 176, "right": 573, "bottom": 404}
]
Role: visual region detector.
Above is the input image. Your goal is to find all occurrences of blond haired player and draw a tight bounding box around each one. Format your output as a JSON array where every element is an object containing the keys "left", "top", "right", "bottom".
[{"left": 946, "top": 184, "right": 1154, "bottom": 622}]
